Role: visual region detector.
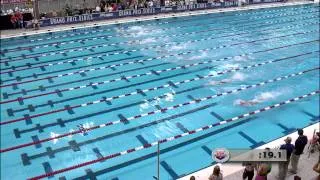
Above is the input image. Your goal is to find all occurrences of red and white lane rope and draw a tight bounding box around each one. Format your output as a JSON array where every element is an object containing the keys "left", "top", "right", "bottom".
[
  {"left": 27, "top": 90, "right": 320, "bottom": 180},
  {"left": 1, "top": 67, "right": 318, "bottom": 152},
  {"left": 1, "top": 20, "right": 318, "bottom": 74},
  {"left": 0, "top": 51, "right": 315, "bottom": 126},
  {"left": 19, "top": 6, "right": 314, "bottom": 43},
  {"left": 1, "top": 10, "right": 315, "bottom": 56},
  {"left": 1, "top": 16, "right": 318, "bottom": 65},
  {"left": 0, "top": 29, "right": 318, "bottom": 88},
  {"left": 1, "top": 40, "right": 317, "bottom": 104}
]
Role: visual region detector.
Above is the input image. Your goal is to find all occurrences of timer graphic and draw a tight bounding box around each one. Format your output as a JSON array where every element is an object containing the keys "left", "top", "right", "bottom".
[
  {"left": 227, "top": 149, "right": 287, "bottom": 162},
  {"left": 259, "top": 151, "right": 283, "bottom": 159}
]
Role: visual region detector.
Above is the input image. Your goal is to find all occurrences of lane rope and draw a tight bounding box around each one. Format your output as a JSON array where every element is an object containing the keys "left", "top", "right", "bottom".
[
  {"left": 1, "top": 19, "right": 318, "bottom": 74},
  {"left": 0, "top": 51, "right": 316, "bottom": 125},
  {"left": 1, "top": 5, "right": 313, "bottom": 51},
  {"left": 0, "top": 29, "right": 318, "bottom": 88},
  {"left": 2, "top": 39, "right": 318, "bottom": 102},
  {"left": 1, "top": 67, "right": 318, "bottom": 153},
  {"left": 0, "top": 7, "right": 316, "bottom": 55},
  {"left": 26, "top": 90, "right": 320, "bottom": 180},
  {"left": 1, "top": 9, "right": 317, "bottom": 63}
]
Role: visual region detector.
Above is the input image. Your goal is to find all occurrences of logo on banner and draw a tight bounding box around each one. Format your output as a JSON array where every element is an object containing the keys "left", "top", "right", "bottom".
[{"left": 212, "top": 148, "right": 230, "bottom": 163}]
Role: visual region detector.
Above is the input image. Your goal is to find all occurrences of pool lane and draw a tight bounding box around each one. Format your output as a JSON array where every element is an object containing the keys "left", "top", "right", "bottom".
[
  {"left": 1, "top": 39, "right": 316, "bottom": 105},
  {"left": 1, "top": 9, "right": 318, "bottom": 68},
  {"left": 1, "top": 66, "right": 319, "bottom": 153},
  {"left": 0, "top": 27, "right": 318, "bottom": 88},
  {"left": 26, "top": 90, "right": 320, "bottom": 180}
]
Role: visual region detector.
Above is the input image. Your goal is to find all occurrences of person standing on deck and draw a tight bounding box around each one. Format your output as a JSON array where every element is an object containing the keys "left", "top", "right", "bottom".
[
  {"left": 278, "top": 137, "right": 294, "bottom": 180},
  {"left": 289, "top": 129, "right": 308, "bottom": 174}
]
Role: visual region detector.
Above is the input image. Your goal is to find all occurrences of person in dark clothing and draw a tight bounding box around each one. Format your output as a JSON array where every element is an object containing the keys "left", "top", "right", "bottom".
[
  {"left": 278, "top": 137, "right": 294, "bottom": 180},
  {"left": 242, "top": 162, "right": 254, "bottom": 180},
  {"left": 289, "top": 129, "right": 308, "bottom": 174}
]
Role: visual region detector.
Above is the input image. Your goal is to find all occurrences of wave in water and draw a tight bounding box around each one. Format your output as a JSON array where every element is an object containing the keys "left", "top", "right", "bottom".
[
  {"left": 188, "top": 52, "right": 208, "bottom": 60},
  {"left": 206, "top": 72, "right": 247, "bottom": 86},
  {"left": 233, "top": 89, "right": 286, "bottom": 106},
  {"left": 50, "top": 132, "right": 60, "bottom": 144},
  {"left": 231, "top": 72, "right": 247, "bottom": 81}
]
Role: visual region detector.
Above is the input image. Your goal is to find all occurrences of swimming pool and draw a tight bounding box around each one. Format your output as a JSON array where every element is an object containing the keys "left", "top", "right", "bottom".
[{"left": 0, "top": 3, "right": 319, "bottom": 180}]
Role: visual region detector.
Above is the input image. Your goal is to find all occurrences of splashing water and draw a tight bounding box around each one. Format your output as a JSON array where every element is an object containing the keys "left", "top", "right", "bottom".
[
  {"left": 68, "top": 129, "right": 75, "bottom": 139},
  {"left": 234, "top": 55, "right": 248, "bottom": 62},
  {"left": 139, "top": 97, "right": 162, "bottom": 112},
  {"left": 207, "top": 72, "right": 246, "bottom": 86},
  {"left": 188, "top": 52, "right": 208, "bottom": 60},
  {"left": 221, "top": 63, "right": 240, "bottom": 70},
  {"left": 233, "top": 90, "right": 285, "bottom": 106},
  {"left": 125, "top": 26, "right": 145, "bottom": 33},
  {"left": 50, "top": 132, "right": 60, "bottom": 144},
  {"left": 140, "top": 100, "right": 150, "bottom": 112},
  {"left": 164, "top": 92, "right": 175, "bottom": 102},
  {"left": 169, "top": 43, "right": 188, "bottom": 51},
  {"left": 138, "top": 38, "right": 157, "bottom": 44},
  {"left": 231, "top": 72, "right": 247, "bottom": 81},
  {"left": 253, "top": 91, "right": 283, "bottom": 103}
]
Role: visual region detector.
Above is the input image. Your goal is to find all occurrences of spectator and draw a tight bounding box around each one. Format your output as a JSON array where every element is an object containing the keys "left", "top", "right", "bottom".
[
  {"left": 10, "top": 13, "right": 17, "bottom": 29},
  {"left": 209, "top": 165, "right": 223, "bottom": 180},
  {"left": 112, "top": 3, "right": 118, "bottom": 11},
  {"left": 100, "top": 0, "right": 106, "bottom": 12},
  {"left": 242, "top": 162, "right": 254, "bottom": 180},
  {"left": 278, "top": 137, "right": 294, "bottom": 180},
  {"left": 15, "top": 10, "right": 23, "bottom": 28},
  {"left": 148, "top": 0, "right": 154, "bottom": 7},
  {"left": 255, "top": 148, "right": 272, "bottom": 180},
  {"left": 190, "top": 176, "right": 196, "bottom": 180},
  {"left": 255, "top": 163, "right": 271, "bottom": 180},
  {"left": 108, "top": 4, "right": 113, "bottom": 12},
  {"left": 313, "top": 156, "right": 320, "bottom": 180},
  {"left": 310, "top": 132, "right": 320, "bottom": 153},
  {"left": 95, "top": 5, "right": 101, "bottom": 12},
  {"left": 289, "top": 129, "right": 308, "bottom": 174},
  {"left": 32, "top": 18, "right": 39, "bottom": 30},
  {"left": 294, "top": 176, "right": 302, "bottom": 180}
]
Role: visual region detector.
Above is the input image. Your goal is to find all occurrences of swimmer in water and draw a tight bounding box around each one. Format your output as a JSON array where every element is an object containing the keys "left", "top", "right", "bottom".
[
  {"left": 77, "top": 124, "right": 88, "bottom": 136},
  {"left": 238, "top": 100, "right": 259, "bottom": 106},
  {"left": 207, "top": 79, "right": 232, "bottom": 86},
  {"left": 237, "top": 92, "right": 276, "bottom": 106},
  {"left": 207, "top": 72, "right": 246, "bottom": 86}
]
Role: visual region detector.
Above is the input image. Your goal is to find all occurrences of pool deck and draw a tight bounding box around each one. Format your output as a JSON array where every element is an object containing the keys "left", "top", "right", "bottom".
[
  {"left": 0, "top": 0, "right": 315, "bottom": 39},
  {"left": 179, "top": 122, "right": 320, "bottom": 180}
]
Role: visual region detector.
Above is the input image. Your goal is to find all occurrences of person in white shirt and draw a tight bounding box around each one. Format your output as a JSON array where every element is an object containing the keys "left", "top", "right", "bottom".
[{"left": 95, "top": 5, "right": 101, "bottom": 12}]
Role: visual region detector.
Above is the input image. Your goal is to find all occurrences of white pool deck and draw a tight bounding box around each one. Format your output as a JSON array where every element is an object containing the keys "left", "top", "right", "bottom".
[
  {"left": 0, "top": 0, "right": 316, "bottom": 39},
  {"left": 179, "top": 122, "right": 320, "bottom": 180}
]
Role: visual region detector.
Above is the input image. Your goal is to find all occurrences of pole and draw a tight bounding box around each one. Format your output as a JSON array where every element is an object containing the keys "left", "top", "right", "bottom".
[
  {"left": 157, "top": 142, "right": 160, "bottom": 180},
  {"left": 33, "top": 0, "right": 40, "bottom": 20}
]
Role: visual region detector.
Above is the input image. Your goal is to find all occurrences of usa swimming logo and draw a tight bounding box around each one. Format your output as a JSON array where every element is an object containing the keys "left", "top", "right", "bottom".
[{"left": 212, "top": 148, "right": 230, "bottom": 163}]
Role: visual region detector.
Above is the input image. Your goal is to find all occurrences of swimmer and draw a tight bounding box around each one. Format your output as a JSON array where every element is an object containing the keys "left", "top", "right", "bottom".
[
  {"left": 156, "top": 49, "right": 169, "bottom": 56},
  {"left": 77, "top": 124, "right": 88, "bottom": 136},
  {"left": 207, "top": 73, "right": 246, "bottom": 86},
  {"left": 207, "top": 79, "right": 232, "bottom": 86},
  {"left": 238, "top": 100, "right": 259, "bottom": 106}
]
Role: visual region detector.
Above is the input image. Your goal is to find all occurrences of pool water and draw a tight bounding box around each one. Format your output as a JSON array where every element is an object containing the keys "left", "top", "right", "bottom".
[{"left": 0, "top": 3, "right": 319, "bottom": 180}]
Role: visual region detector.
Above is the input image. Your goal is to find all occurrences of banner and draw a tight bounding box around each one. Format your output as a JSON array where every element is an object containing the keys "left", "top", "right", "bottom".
[
  {"left": 1, "top": 0, "right": 27, "bottom": 4},
  {"left": 250, "top": 0, "right": 283, "bottom": 4},
  {"left": 39, "top": 1, "right": 245, "bottom": 27}
]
